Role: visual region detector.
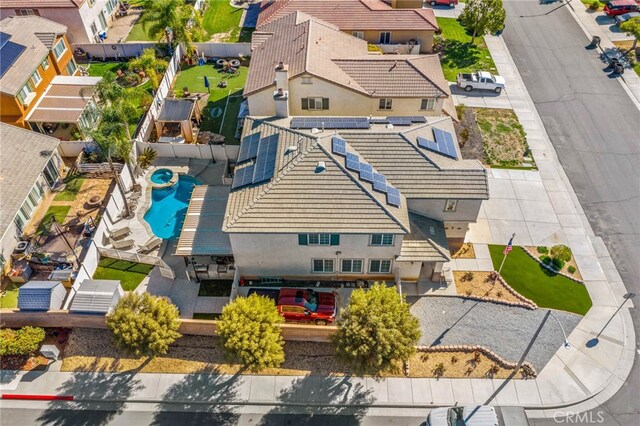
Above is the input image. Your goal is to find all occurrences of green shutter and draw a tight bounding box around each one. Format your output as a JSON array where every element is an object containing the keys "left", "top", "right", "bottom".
[
  {"left": 301, "top": 98, "right": 309, "bottom": 110},
  {"left": 298, "top": 234, "right": 308, "bottom": 245},
  {"left": 330, "top": 234, "right": 340, "bottom": 245},
  {"left": 322, "top": 98, "right": 329, "bottom": 110}
]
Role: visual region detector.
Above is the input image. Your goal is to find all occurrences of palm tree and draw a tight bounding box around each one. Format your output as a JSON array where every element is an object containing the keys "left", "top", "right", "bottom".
[{"left": 140, "top": 0, "right": 206, "bottom": 56}]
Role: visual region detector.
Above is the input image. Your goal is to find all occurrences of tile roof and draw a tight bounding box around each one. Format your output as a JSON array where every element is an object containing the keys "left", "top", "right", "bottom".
[
  {"left": 246, "top": 12, "right": 450, "bottom": 99},
  {"left": 397, "top": 213, "right": 450, "bottom": 262},
  {"left": 0, "top": 123, "right": 60, "bottom": 238},
  {"left": 257, "top": 0, "right": 438, "bottom": 31},
  {"left": 69, "top": 280, "right": 123, "bottom": 314},
  {"left": 224, "top": 118, "right": 410, "bottom": 233},
  {"left": 340, "top": 118, "right": 489, "bottom": 199},
  {"left": 0, "top": 0, "right": 84, "bottom": 8},
  {"left": 0, "top": 16, "right": 67, "bottom": 96},
  {"left": 17, "top": 281, "right": 66, "bottom": 311}
]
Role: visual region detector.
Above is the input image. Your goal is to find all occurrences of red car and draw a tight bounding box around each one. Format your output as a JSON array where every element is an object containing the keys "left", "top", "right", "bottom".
[
  {"left": 277, "top": 288, "right": 336, "bottom": 325},
  {"left": 604, "top": 0, "right": 640, "bottom": 17},
  {"left": 429, "top": 0, "right": 458, "bottom": 7}
]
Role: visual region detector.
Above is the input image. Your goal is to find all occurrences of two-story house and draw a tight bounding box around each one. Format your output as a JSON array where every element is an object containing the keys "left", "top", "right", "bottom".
[
  {"left": 176, "top": 116, "right": 488, "bottom": 285},
  {"left": 246, "top": 12, "right": 456, "bottom": 119},
  {"left": 257, "top": 0, "right": 438, "bottom": 54},
  {"left": 0, "top": 0, "right": 120, "bottom": 44},
  {"left": 0, "top": 16, "right": 78, "bottom": 129}
]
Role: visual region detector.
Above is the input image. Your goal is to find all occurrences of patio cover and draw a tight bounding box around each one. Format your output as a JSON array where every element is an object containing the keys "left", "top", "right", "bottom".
[
  {"left": 26, "top": 76, "right": 101, "bottom": 123},
  {"left": 396, "top": 212, "right": 451, "bottom": 263},
  {"left": 176, "top": 185, "right": 232, "bottom": 256},
  {"left": 157, "top": 99, "right": 196, "bottom": 122}
]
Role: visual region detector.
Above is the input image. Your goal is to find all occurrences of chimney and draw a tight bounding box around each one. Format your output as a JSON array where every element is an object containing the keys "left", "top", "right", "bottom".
[
  {"left": 274, "top": 62, "right": 289, "bottom": 92},
  {"left": 273, "top": 63, "right": 289, "bottom": 118}
]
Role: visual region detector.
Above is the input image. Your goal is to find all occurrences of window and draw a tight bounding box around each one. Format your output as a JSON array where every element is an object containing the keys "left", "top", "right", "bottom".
[
  {"left": 341, "top": 259, "right": 363, "bottom": 273},
  {"left": 16, "top": 80, "right": 35, "bottom": 105},
  {"left": 98, "top": 11, "right": 108, "bottom": 30},
  {"left": 30, "top": 70, "right": 42, "bottom": 87},
  {"left": 106, "top": 0, "right": 118, "bottom": 13},
  {"left": 379, "top": 32, "right": 391, "bottom": 44},
  {"left": 41, "top": 57, "right": 50, "bottom": 70},
  {"left": 444, "top": 199, "right": 458, "bottom": 212},
  {"left": 17, "top": 9, "right": 35, "bottom": 16},
  {"left": 301, "top": 77, "right": 312, "bottom": 84},
  {"left": 90, "top": 21, "right": 99, "bottom": 35},
  {"left": 312, "top": 259, "right": 334, "bottom": 273},
  {"left": 53, "top": 38, "right": 67, "bottom": 59},
  {"left": 66, "top": 59, "right": 77, "bottom": 76},
  {"left": 352, "top": 31, "right": 364, "bottom": 39},
  {"left": 421, "top": 98, "right": 436, "bottom": 111},
  {"left": 299, "top": 234, "right": 339, "bottom": 246},
  {"left": 369, "top": 259, "right": 392, "bottom": 274},
  {"left": 302, "top": 97, "right": 329, "bottom": 111},
  {"left": 378, "top": 98, "right": 393, "bottom": 110},
  {"left": 370, "top": 234, "right": 394, "bottom": 246}
]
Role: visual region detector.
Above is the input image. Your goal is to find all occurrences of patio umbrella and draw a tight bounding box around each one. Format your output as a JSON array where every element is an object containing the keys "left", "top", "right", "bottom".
[{"left": 204, "top": 75, "right": 210, "bottom": 93}]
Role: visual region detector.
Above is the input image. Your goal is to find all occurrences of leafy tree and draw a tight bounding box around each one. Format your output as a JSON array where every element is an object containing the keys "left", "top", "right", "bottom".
[
  {"left": 137, "top": 146, "right": 158, "bottom": 169},
  {"left": 550, "top": 244, "right": 572, "bottom": 262},
  {"left": 140, "top": 0, "right": 206, "bottom": 56},
  {"left": 128, "top": 48, "right": 169, "bottom": 89},
  {"left": 217, "top": 293, "right": 285, "bottom": 371},
  {"left": 458, "top": 0, "right": 506, "bottom": 44},
  {"left": 0, "top": 327, "right": 46, "bottom": 356},
  {"left": 106, "top": 292, "right": 182, "bottom": 357},
  {"left": 334, "top": 283, "right": 421, "bottom": 375},
  {"left": 620, "top": 16, "right": 640, "bottom": 51}
]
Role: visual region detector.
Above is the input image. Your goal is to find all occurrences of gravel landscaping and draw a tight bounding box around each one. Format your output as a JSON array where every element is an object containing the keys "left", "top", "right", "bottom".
[{"left": 409, "top": 297, "right": 582, "bottom": 371}]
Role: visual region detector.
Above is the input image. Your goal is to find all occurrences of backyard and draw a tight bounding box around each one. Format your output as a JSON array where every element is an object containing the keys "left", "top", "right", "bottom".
[
  {"left": 489, "top": 245, "right": 593, "bottom": 315},
  {"left": 173, "top": 63, "right": 248, "bottom": 144},
  {"left": 437, "top": 18, "right": 498, "bottom": 82},
  {"left": 197, "top": 280, "right": 233, "bottom": 297},
  {"left": 93, "top": 257, "right": 154, "bottom": 292},
  {"left": 0, "top": 281, "right": 20, "bottom": 308}
]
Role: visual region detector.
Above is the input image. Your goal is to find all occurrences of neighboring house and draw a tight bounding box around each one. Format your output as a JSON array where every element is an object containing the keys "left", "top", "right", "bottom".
[
  {"left": 247, "top": 12, "right": 455, "bottom": 119},
  {"left": 257, "top": 0, "right": 437, "bottom": 53},
  {"left": 177, "top": 116, "right": 488, "bottom": 283},
  {"left": 0, "top": 16, "right": 78, "bottom": 130},
  {"left": 0, "top": 0, "right": 120, "bottom": 44},
  {"left": 0, "top": 124, "right": 63, "bottom": 276}
]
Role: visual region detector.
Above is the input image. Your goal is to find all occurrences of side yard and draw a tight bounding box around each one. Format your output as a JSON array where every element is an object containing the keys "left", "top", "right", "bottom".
[{"left": 93, "top": 258, "right": 154, "bottom": 292}]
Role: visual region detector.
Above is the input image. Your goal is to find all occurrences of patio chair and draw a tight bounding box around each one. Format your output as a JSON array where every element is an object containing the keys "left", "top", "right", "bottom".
[
  {"left": 108, "top": 226, "right": 131, "bottom": 240},
  {"left": 137, "top": 237, "right": 162, "bottom": 254},
  {"left": 110, "top": 238, "right": 135, "bottom": 250}
]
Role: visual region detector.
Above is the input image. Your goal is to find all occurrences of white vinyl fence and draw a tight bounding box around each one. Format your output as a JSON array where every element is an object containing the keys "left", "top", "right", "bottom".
[
  {"left": 192, "top": 43, "right": 251, "bottom": 58},
  {"left": 136, "top": 140, "right": 238, "bottom": 161},
  {"left": 73, "top": 43, "right": 157, "bottom": 60},
  {"left": 58, "top": 140, "right": 94, "bottom": 157}
]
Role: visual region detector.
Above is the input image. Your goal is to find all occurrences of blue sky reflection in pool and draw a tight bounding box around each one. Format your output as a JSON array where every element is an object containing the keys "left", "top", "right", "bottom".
[{"left": 144, "top": 175, "right": 200, "bottom": 239}]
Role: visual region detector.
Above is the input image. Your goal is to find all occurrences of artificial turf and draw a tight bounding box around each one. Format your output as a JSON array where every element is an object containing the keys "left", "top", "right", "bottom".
[{"left": 93, "top": 257, "right": 154, "bottom": 291}]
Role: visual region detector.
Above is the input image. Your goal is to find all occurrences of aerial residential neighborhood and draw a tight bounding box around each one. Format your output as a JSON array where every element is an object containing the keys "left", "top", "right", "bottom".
[{"left": 0, "top": 0, "right": 638, "bottom": 425}]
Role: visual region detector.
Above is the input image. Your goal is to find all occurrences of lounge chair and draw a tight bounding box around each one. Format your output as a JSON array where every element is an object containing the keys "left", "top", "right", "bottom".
[
  {"left": 137, "top": 237, "right": 162, "bottom": 253},
  {"left": 110, "top": 238, "right": 135, "bottom": 250},
  {"left": 108, "top": 226, "right": 131, "bottom": 240}
]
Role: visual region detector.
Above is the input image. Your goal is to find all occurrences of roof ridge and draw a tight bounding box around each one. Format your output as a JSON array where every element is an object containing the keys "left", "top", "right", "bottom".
[
  {"left": 405, "top": 56, "right": 449, "bottom": 97},
  {"left": 412, "top": 8, "right": 439, "bottom": 30}
]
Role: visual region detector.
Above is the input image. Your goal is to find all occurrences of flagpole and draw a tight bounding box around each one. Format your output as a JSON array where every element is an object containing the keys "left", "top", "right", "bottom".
[{"left": 497, "top": 233, "right": 516, "bottom": 276}]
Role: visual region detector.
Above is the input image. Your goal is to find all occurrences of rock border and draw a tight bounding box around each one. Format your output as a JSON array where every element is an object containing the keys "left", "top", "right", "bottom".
[
  {"left": 521, "top": 246, "right": 585, "bottom": 284},
  {"left": 455, "top": 271, "right": 538, "bottom": 310}
]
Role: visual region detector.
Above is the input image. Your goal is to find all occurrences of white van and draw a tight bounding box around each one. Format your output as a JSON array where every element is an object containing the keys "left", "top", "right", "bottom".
[{"left": 426, "top": 405, "right": 500, "bottom": 426}]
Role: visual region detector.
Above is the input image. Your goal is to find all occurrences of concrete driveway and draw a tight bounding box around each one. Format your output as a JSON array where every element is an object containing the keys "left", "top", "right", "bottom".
[
  {"left": 450, "top": 83, "right": 514, "bottom": 109},
  {"left": 592, "top": 11, "right": 635, "bottom": 42},
  {"left": 423, "top": 3, "right": 464, "bottom": 18}
]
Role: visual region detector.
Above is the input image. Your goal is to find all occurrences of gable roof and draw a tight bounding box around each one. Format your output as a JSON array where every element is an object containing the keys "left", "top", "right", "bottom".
[
  {"left": 224, "top": 118, "right": 410, "bottom": 233},
  {"left": 69, "top": 280, "right": 123, "bottom": 314},
  {"left": 17, "top": 281, "right": 66, "bottom": 311},
  {"left": 0, "top": 16, "right": 67, "bottom": 96},
  {"left": 257, "top": 0, "right": 438, "bottom": 31},
  {"left": 0, "top": 0, "right": 84, "bottom": 8},
  {"left": 246, "top": 12, "right": 449, "bottom": 99},
  {"left": 398, "top": 213, "right": 451, "bottom": 262}
]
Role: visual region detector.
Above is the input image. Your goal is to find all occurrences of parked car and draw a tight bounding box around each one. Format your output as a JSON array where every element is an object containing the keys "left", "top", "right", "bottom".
[
  {"left": 429, "top": 0, "right": 458, "bottom": 7},
  {"left": 456, "top": 71, "right": 506, "bottom": 93},
  {"left": 246, "top": 287, "right": 337, "bottom": 325},
  {"left": 427, "top": 405, "right": 500, "bottom": 426},
  {"left": 614, "top": 11, "right": 640, "bottom": 24},
  {"left": 604, "top": 0, "right": 640, "bottom": 17}
]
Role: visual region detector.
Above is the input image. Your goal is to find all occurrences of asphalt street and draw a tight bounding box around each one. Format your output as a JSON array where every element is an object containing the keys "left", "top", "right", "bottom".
[{"left": 501, "top": 0, "right": 640, "bottom": 424}]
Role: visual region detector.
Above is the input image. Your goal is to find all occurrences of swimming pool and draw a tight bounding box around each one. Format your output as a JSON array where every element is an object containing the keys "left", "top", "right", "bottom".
[
  {"left": 150, "top": 168, "right": 174, "bottom": 185},
  {"left": 144, "top": 174, "right": 200, "bottom": 239}
]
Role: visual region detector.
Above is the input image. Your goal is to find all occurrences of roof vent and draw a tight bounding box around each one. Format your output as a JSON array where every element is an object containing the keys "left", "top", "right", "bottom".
[
  {"left": 285, "top": 145, "right": 298, "bottom": 155},
  {"left": 311, "top": 127, "right": 321, "bottom": 134},
  {"left": 386, "top": 123, "right": 394, "bottom": 129},
  {"left": 315, "top": 161, "right": 326, "bottom": 173}
]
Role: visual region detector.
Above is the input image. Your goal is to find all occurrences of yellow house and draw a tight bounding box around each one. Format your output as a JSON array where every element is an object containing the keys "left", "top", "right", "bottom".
[
  {"left": 0, "top": 16, "right": 78, "bottom": 130},
  {"left": 256, "top": 0, "right": 437, "bottom": 53},
  {"left": 246, "top": 12, "right": 456, "bottom": 119}
]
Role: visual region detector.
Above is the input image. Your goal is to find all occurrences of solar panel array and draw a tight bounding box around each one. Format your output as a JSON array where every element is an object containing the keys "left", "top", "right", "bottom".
[
  {"left": 290, "top": 117, "right": 370, "bottom": 129},
  {"left": 231, "top": 164, "right": 255, "bottom": 189},
  {"left": 237, "top": 132, "right": 261, "bottom": 163},
  {"left": 359, "top": 163, "right": 373, "bottom": 182},
  {"left": 0, "top": 32, "right": 26, "bottom": 78},
  {"left": 232, "top": 134, "right": 280, "bottom": 189},
  {"left": 331, "top": 136, "right": 347, "bottom": 156},
  {"left": 346, "top": 152, "right": 360, "bottom": 171},
  {"left": 386, "top": 186, "right": 401, "bottom": 207},
  {"left": 373, "top": 173, "right": 387, "bottom": 192},
  {"left": 416, "top": 127, "right": 458, "bottom": 160},
  {"left": 368, "top": 116, "right": 428, "bottom": 126}
]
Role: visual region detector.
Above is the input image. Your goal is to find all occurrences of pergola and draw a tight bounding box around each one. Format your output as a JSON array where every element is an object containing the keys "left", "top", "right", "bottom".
[{"left": 155, "top": 98, "right": 202, "bottom": 143}]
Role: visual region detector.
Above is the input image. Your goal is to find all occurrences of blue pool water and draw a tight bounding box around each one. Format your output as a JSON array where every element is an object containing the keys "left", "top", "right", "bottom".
[
  {"left": 144, "top": 175, "right": 200, "bottom": 239},
  {"left": 150, "top": 168, "right": 174, "bottom": 184}
]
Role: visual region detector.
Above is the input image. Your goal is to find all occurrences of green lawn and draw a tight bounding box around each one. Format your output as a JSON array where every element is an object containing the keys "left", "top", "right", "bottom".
[
  {"left": 53, "top": 175, "right": 85, "bottom": 202},
  {"left": 197, "top": 280, "right": 233, "bottom": 297},
  {"left": 84, "top": 61, "right": 125, "bottom": 78},
  {"left": 0, "top": 282, "right": 20, "bottom": 309},
  {"left": 93, "top": 257, "right": 154, "bottom": 291},
  {"left": 174, "top": 64, "right": 248, "bottom": 144},
  {"left": 37, "top": 205, "right": 72, "bottom": 235},
  {"left": 437, "top": 17, "right": 498, "bottom": 81},
  {"left": 203, "top": 0, "right": 246, "bottom": 41},
  {"left": 489, "top": 245, "right": 592, "bottom": 315},
  {"left": 126, "top": 15, "right": 157, "bottom": 42}
]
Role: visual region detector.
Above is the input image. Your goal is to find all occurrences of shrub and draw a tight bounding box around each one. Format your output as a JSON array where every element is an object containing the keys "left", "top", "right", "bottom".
[
  {"left": 552, "top": 257, "right": 565, "bottom": 270},
  {"left": 217, "top": 293, "right": 284, "bottom": 371},
  {"left": 465, "top": 289, "right": 473, "bottom": 296},
  {"left": 106, "top": 293, "right": 181, "bottom": 357},
  {"left": 541, "top": 255, "right": 552, "bottom": 265},
  {"left": 0, "top": 327, "right": 46, "bottom": 356},
  {"left": 521, "top": 364, "right": 536, "bottom": 379},
  {"left": 433, "top": 362, "right": 446, "bottom": 378},
  {"left": 462, "top": 271, "right": 474, "bottom": 282},
  {"left": 334, "top": 283, "right": 421, "bottom": 375},
  {"left": 473, "top": 350, "right": 481, "bottom": 363},
  {"left": 459, "top": 128, "right": 470, "bottom": 144},
  {"left": 536, "top": 246, "right": 548, "bottom": 254},
  {"left": 137, "top": 147, "right": 158, "bottom": 169},
  {"left": 568, "top": 265, "right": 576, "bottom": 274},
  {"left": 451, "top": 355, "right": 458, "bottom": 364},
  {"left": 588, "top": 1, "right": 600, "bottom": 11},
  {"left": 551, "top": 245, "right": 572, "bottom": 262},
  {"left": 496, "top": 290, "right": 503, "bottom": 298},
  {"left": 487, "top": 364, "right": 500, "bottom": 377}
]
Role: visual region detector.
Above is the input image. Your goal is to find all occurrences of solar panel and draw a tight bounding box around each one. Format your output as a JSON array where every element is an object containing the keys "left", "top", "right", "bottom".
[
  {"left": 373, "top": 173, "right": 387, "bottom": 193},
  {"left": 252, "top": 134, "right": 279, "bottom": 184},
  {"left": 332, "top": 136, "right": 347, "bottom": 156},
  {"left": 358, "top": 163, "right": 374, "bottom": 182},
  {"left": 346, "top": 152, "right": 360, "bottom": 171},
  {"left": 237, "top": 132, "right": 261, "bottom": 163},
  {"left": 432, "top": 128, "right": 458, "bottom": 159},
  {"left": 408, "top": 116, "right": 427, "bottom": 123},
  {"left": 417, "top": 136, "right": 438, "bottom": 152},
  {"left": 388, "top": 117, "right": 413, "bottom": 126},
  {"left": 369, "top": 118, "right": 389, "bottom": 124},
  {"left": 232, "top": 164, "right": 255, "bottom": 189},
  {"left": 0, "top": 34, "right": 26, "bottom": 79},
  {"left": 289, "top": 117, "right": 369, "bottom": 129},
  {"left": 386, "top": 186, "right": 401, "bottom": 207}
]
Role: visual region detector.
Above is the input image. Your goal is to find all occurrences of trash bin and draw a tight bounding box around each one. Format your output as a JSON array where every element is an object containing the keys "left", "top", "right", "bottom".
[{"left": 591, "top": 36, "right": 601, "bottom": 48}]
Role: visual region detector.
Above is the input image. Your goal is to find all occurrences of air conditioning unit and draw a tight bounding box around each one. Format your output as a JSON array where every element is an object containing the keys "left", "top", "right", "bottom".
[{"left": 23, "top": 92, "right": 36, "bottom": 107}]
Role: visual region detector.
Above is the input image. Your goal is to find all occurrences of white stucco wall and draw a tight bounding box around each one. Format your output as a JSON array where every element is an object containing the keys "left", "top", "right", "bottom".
[{"left": 230, "top": 233, "right": 402, "bottom": 280}]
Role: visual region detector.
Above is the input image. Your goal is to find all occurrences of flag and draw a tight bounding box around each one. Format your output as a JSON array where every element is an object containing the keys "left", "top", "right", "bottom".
[{"left": 503, "top": 235, "right": 514, "bottom": 255}]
